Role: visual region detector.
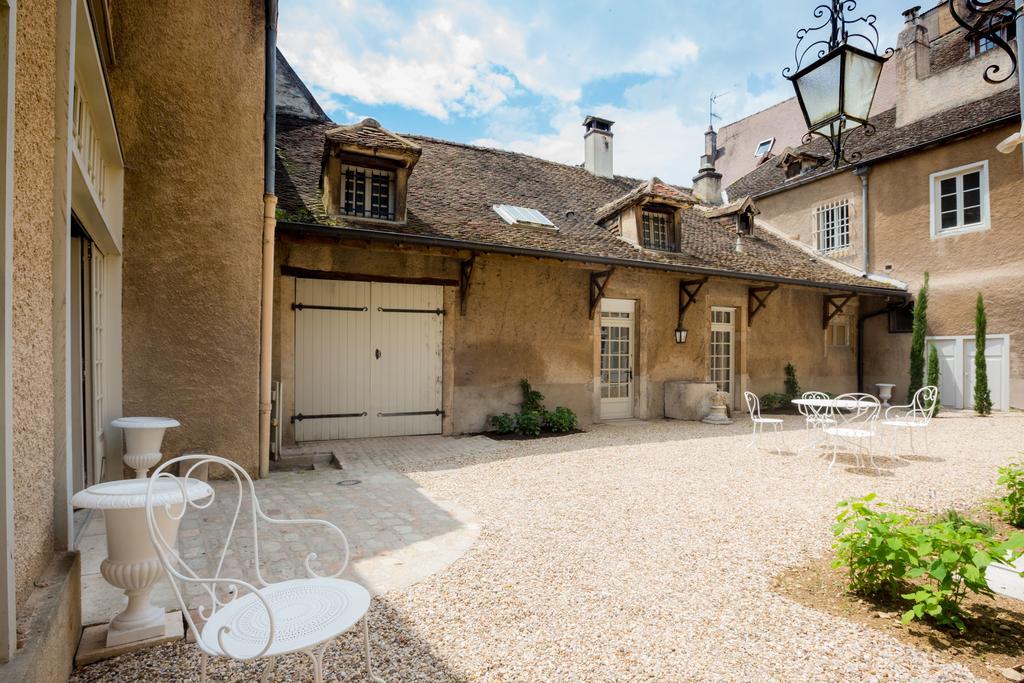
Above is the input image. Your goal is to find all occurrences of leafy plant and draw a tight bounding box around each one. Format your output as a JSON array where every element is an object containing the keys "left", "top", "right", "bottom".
[
  {"left": 543, "top": 407, "right": 578, "bottom": 433},
  {"left": 515, "top": 411, "right": 542, "bottom": 437},
  {"left": 759, "top": 392, "right": 789, "bottom": 411},
  {"left": 833, "top": 494, "right": 1024, "bottom": 633},
  {"left": 974, "top": 293, "right": 993, "bottom": 416},
  {"left": 519, "top": 378, "right": 545, "bottom": 414},
  {"left": 926, "top": 344, "right": 941, "bottom": 416},
  {"left": 784, "top": 363, "right": 800, "bottom": 400},
  {"left": 907, "top": 273, "right": 929, "bottom": 403},
  {"left": 489, "top": 413, "right": 518, "bottom": 435},
  {"left": 996, "top": 461, "right": 1024, "bottom": 527}
]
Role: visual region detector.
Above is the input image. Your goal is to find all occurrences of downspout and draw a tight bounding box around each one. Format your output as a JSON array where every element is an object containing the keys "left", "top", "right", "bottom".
[
  {"left": 853, "top": 164, "right": 870, "bottom": 274},
  {"left": 258, "top": 0, "right": 279, "bottom": 478}
]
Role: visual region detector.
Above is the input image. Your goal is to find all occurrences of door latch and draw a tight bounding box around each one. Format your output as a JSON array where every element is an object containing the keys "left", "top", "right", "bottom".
[{"left": 375, "top": 349, "right": 381, "bottom": 359}]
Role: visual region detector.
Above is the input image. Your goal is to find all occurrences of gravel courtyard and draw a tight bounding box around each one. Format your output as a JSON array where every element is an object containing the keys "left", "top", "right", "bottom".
[{"left": 74, "top": 412, "right": 1024, "bottom": 682}]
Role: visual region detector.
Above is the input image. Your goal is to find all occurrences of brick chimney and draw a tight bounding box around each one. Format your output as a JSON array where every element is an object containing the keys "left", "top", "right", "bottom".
[
  {"left": 898, "top": 6, "right": 930, "bottom": 81},
  {"left": 583, "top": 115, "right": 614, "bottom": 178},
  {"left": 692, "top": 126, "right": 722, "bottom": 205}
]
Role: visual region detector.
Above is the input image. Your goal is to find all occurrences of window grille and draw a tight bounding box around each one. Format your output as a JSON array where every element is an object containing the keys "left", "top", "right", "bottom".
[
  {"left": 342, "top": 165, "right": 395, "bottom": 220},
  {"left": 641, "top": 210, "right": 672, "bottom": 250},
  {"left": 813, "top": 200, "right": 850, "bottom": 253}
]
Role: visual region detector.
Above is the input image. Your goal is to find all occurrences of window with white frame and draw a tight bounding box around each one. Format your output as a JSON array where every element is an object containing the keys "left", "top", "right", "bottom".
[
  {"left": 830, "top": 315, "right": 850, "bottom": 347},
  {"left": 342, "top": 164, "right": 396, "bottom": 220},
  {"left": 930, "top": 161, "right": 989, "bottom": 237},
  {"left": 974, "top": 23, "right": 1016, "bottom": 56},
  {"left": 813, "top": 199, "right": 850, "bottom": 253},
  {"left": 754, "top": 137, "right": 775, "bottom": 158},
  {"left": 641, "top": 209, "right": 673, "bottom": 250}
]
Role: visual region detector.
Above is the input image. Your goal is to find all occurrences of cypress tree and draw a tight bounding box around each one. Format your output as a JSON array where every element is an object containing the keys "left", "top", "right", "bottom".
[
  {"left": 907, "top": 273, "right": 929, "bottom": 403},
  {"left": 974, "top": 292, "right": 993, "bottom": 415},
  {"left": 926, "top": 344, "right": 940, "bottom": 416}
]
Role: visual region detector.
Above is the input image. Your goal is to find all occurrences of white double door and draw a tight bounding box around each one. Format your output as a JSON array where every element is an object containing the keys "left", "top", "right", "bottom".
[
  {"left": 599, "top": 299, "right": 635, "bottom": 419},
  {"left": 929, "top": 335, "right": 1009, "bottom": 411},
  {"left": 294, "top": 279, "right": 443, "bottom": 440}
]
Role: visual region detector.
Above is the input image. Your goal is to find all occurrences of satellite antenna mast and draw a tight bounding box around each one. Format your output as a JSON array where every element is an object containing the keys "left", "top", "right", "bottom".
[{"left": 708, "top": 90, "right": 728, "bottom": 128}]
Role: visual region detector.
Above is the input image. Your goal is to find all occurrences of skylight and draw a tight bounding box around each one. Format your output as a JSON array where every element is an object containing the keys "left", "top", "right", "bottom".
[
  {"left": 493, "top": 204, "right": 556, "bottom": 229},
  {"left": 754, "top": 137, "right": 775, "bottom": 157}
]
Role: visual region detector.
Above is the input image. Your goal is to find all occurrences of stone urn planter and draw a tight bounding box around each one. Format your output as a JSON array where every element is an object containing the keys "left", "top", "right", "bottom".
[
  {"left": 875, "top": 383, "right": 896, "bottom": 408},
  {"left": 702, "top": 390, "right": 733, "bottom": 424},
  {"left": 111, "top": 417, "right": 180, "bottom": 478},
  {"left": 71, "top": 477, "right": 212, "bottom": 646}
]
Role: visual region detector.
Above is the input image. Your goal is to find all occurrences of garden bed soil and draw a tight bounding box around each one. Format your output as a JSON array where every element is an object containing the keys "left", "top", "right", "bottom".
[
  {"left": 774, "top": 556, "right": 1024, "bottom": 681},
  {"left": 478, "top": 429, "right": 585, "bottom": 441}
]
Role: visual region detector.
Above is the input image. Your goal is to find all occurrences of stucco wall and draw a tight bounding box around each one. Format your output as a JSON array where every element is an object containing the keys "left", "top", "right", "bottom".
[
  {"left": 865, "top": 126, "right": 1024, "bottom": 407},
  {"left": 274, "top": 236, "right": 861, "bottom": 439},
  {"left": 12, "top": 0, "right": 58, "bottom": 613},
  {"left": 109, "top": 1, "right": 265, "bottom": 473}
]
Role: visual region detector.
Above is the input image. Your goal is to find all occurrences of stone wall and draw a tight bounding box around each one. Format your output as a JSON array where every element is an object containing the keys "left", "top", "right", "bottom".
[{"left": 109, "top": 1, "right": 266, "bottom": 473}]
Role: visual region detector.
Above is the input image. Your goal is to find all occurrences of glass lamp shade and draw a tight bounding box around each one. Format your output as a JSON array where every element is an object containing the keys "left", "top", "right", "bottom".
[
  {"left": 675, "top": 328, "right": 687, "bottom": 344},
  {"left": 790, "top": 44, "right": 886, "bottom": 135}
]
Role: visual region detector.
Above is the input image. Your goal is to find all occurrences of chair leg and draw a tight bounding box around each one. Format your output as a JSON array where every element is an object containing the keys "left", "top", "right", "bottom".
[
  {"left": 923, "top": 427, "right": 930, "bottom": 456},
  {"left": 774, "top": 423, "right": 783, "bottom": 455},
  {"left": 909, "top": 427, "right": 916, "bottom": 457},
  {"left": 260, "top": 657, "right": 277, "bottom": 683},
  {"left": 306, "top": 646, "right": 325, "bottom": 683},
  {"left": 200, "top": 653, "right": 208, "bottom": 683},
  {"left": 363, "top": 616, "right": 385, "bottom": 683}
]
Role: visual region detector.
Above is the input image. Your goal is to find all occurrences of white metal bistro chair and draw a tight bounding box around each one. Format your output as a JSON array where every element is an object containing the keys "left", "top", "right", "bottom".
[
  {"left": 145, "top": 455, "right": 384, "bottom": 683},
  {"left": 795, "top": 391, "right": 835, "bottom": 452},
  {"left": 823, "top": 393, "right": 880, "bottom": 471},
  {"left": 744, "top": 391, "right": 784, "bottom": 455},
  {"left": 881, "top": 385, "right": 938, "bottom": 459}
]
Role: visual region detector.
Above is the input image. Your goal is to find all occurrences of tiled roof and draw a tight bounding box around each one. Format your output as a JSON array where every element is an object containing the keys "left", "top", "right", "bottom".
[
  {"left": 594, "top": 177, "right": 695, "bottom": 222},
  {"left": 324, "top": 118, "right": 421, "bottom": 155},
  {"left": 275, "top": 113, "right": 903, "bottom": 293},
  {"left": 727, "top": 86, "right": 1020, "bottom": 199}
]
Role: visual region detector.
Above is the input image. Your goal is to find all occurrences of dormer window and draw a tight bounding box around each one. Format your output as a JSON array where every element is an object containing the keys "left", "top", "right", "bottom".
[
  {"left": 737, "top": 210, "right": 754, "bottom": 236},
  {"left": 342, "top": 164, "right": 396, "bottom": 220},
  {"left": 641, "top": 209, "right": 673, "bottom": 250},
  {"left": 785, "top": 161, "right": 801, "bottom": 179}
]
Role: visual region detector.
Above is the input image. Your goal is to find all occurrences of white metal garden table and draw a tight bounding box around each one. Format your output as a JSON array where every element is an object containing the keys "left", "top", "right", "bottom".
[{"left": 791, "top": 396, "right": 880, "bottom": 460}]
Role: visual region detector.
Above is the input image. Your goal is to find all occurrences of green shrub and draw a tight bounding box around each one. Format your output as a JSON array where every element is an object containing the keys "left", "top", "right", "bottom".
[
  {"left": 489, "top": 413, "right": 518, "bottom": 434},
  {"left": 543, "top": 407, "right": 578, "bottom": 433},
  {"left": 996, "top": 461, "right": 1024, "bottom": 527},
  {"left": 784, "top": 363, "right": 800, "bottom": 400},
  {"left": 833, "top": 494, "right": 1024, "bottom": 632},
  {"left": 520, "top": 378, "right": 545, "bottom": 414},
  {"left": 759, "top": 392, "right": 789, "bottom": 411},
  {"left": 926, "top": 344, "right": 941, "bottom": 416},
  {"left": 515, "top": 411, "right": 542, "bottom": 437}
]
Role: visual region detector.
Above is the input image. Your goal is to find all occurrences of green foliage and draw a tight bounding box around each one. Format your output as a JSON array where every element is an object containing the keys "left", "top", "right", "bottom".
[
  {"left": 489, "top": 413, "right": 518, "bottom": 435},
  {"left": 543, "top": 407, "right": 578, "bottom": 433},
  {"left": 996, "top": 461, "right": 1024, "bottom": 527},
  {"left": 926, "top": 344, "right": 941, "bottom": 416},
  {"left": 908, "top": 273, "right": 930, "bottom": 403},
  {"left": 519, "top": 378, "right": 545, "bottom": 414},
  {"left": 974, "top": 293, "right": 993, "bottom": 416},
  {"left": 833, "top": 494, "right": 1024, "bottom": 632},
  {"left": 515, "top": 411, "right": 542, "bottom": 437},
  {"left": 784, "top": 363, "right": 800, "bottom": 400},
  {"left": 759, "top": 392, "right": 789, "bottom": 411}
]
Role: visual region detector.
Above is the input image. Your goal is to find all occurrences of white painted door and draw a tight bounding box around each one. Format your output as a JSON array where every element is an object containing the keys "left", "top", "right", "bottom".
[
  {"left": 294, "top": 279, "right": 443, "bottom": 441},
  {"left": 926, "top": 335, "right": 1009, "bottom": 411},
  {"left": 599, "top": 299, "right": 635, "bottom": 419},
  {"left": 710, "top": 307, "right": 736, "bottom": 405}
]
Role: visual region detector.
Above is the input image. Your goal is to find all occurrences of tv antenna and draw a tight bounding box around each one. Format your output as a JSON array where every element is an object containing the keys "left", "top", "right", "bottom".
[{"left": 708, "top": 89, "right": 733, "bottom": 128}]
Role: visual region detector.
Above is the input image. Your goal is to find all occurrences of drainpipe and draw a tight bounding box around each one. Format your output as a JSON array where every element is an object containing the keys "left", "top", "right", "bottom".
[
  {"left": 853, "top": 164, "right": 870, "bottom": 275},
  {"left": 258, "top": 0, "right": 279, "bottom": 478}
]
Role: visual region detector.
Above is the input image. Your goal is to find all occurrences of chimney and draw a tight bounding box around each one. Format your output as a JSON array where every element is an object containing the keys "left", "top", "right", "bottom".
[
  {"left": 692, "top": 126, "right": 723, "bottom": 205},
  {"left": 898, "top": 5, "right": 930, "bottom": 81},
  {"left": 583, "top": 115, "right": 614, "bottom": 178}
]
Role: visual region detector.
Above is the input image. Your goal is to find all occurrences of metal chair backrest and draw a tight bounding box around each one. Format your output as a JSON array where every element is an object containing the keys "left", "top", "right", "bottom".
[
  {"left": 744, "top": 391, "right": 762, "bottom": 419},
  {"left": 802, "top": 391, "right": 832, "bottom": 422},
  {"left": 833, "top": 392, "right": 880, "bottom": 430},
  {"left": 907, "top": 385, "right": 939, "bottom": 424},
  {"left": 145, "top": 454, "right": 352, "bottom": 660}
]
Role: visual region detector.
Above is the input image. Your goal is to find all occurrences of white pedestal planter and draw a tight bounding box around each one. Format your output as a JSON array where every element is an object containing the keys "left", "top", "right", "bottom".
[
  {"left": 986, "top": 555, "right": 1024, "bottom": 602},
  {"left": 71, "top": 477, "right": 212, "bottom": 647},
  {"left": 875, "top": 383, "right": 896, "bottom": 408},
  {"left": 111, "top": 417, "right": 180, "bottom": 478}
]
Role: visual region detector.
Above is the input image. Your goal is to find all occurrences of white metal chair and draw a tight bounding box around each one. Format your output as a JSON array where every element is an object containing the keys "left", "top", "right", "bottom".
[
  {"left": 823, "top": 393, "right": 880, "bottom": 471},
  {"left": 145, "top": 455, "right": 384, "bottom": 683},
  {"left": 795, "top": 391, "right": 835, "bottom": 452},
  {"left": 744, "top": 391, "right": 784, "bottom": 455},
  {"left": 881, "top": 385, "right": 938, "bottom": 459}
]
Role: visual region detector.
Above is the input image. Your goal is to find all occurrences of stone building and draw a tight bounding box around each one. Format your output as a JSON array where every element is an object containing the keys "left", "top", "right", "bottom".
[
  {"left": 726, "top": 4, "right": 1023, "bottom": 410},
  {"left": 0, "top": 2, "right": 268, "bottom": 680},
  {"left": 271, "top": 56, "right": 905, "bottom": 445}
]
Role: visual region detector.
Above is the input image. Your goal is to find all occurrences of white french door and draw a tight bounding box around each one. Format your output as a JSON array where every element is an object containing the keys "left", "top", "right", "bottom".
[
  {"left": 599, "top": 298, "right": 635, "bottom": 420},
  {"left": 293, "top": 279, "right": 443, "bottom": 440},
  {"left": 927, "top": 335, "right": 1009, "bottom": 411},
  {"left": 710, "top": 307, "right": 736, "bottom": 405}
]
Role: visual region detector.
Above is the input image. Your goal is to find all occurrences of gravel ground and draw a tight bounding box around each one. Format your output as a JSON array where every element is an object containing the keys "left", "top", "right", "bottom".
[{"left": 73, "top": 412, "right": 1024, "bottom": 682}]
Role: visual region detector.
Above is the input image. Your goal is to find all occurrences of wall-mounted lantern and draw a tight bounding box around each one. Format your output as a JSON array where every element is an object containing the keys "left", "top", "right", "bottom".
[{"left": 675, "top": 327, "right": 688, "bottom": 344}]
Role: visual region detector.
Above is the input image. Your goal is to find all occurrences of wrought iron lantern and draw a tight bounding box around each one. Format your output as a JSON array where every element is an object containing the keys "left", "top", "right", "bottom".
[
  {"left": 947, "top": 0, "right": 1021, "bottom": 84},
  {"left": 785, "top": 1, "right": 893, "bottom": 168},
  {"left": 674, "top": 327, "right": 688, "bottom": 344}
]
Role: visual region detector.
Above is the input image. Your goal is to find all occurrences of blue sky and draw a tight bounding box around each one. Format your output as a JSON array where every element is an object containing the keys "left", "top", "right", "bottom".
[{"left": 279, "top": 0, "right": 908, "bottom": 184}]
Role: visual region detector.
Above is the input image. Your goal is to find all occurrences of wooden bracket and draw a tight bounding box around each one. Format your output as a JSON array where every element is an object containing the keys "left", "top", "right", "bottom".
[
  {"left": 459, "top": 254, "right": 476, "bottom": 316},
  {"left": 678, "top": 277, "right": 707, "bottom": 327},
  {"left": 747, "top": 285, "right": 778, "bottom": 325},
  {"left": 589, "top": 269, "right": 615, "bottom": 320},
  {"left": 822, "top": 293, "right": 855, "bottom": 329}
]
